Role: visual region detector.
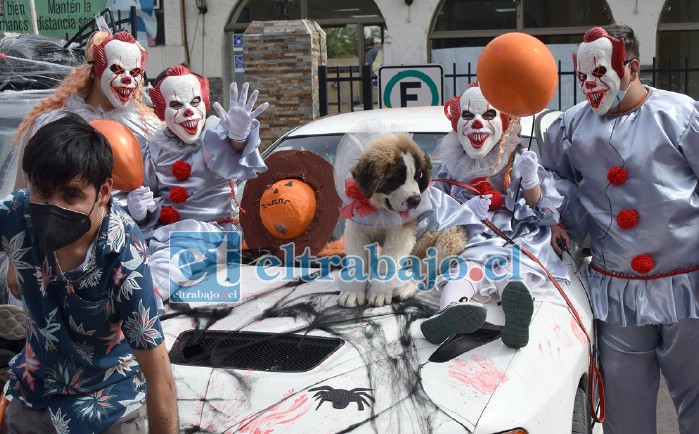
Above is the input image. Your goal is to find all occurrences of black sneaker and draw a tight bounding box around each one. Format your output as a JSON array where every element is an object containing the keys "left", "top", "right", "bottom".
[
  {"left": 500, "top": 281, "right": 534, "bottom": 348},
  {"left": 421, "top": 299, "right": 487, "bottom": 345}
]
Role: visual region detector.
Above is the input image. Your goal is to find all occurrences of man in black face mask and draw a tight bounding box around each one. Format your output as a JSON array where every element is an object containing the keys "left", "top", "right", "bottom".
[{"left": 0, "top": 113, "right": 178, "bottom": 433}]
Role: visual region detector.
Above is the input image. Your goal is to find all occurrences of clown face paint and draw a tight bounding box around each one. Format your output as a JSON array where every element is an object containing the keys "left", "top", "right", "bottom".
[
  {"left": 99, "top": 39, "right": 143, "bottom": 109},
  {"left": 457, "top": 87, "right": 504, "bottom": 159},
  {"left": 576, "top": 37, "right": 625, "bottom": 115},
  {"left": 160, "top": 74, "right": 206, "bottom": 144}
]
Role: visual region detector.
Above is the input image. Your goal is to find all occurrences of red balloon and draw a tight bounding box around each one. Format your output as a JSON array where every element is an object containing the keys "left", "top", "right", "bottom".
[
  {"left": 89, "top": 119, "right": 144, "bottom": 191},
  {"left": 477, "top": 32, "right": 558, "bottom": 117}
]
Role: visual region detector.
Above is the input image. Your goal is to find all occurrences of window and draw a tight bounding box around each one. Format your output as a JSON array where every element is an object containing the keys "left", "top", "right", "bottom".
[
  {"left": 431, "top": 0, "right": 613, "bottom": 50},
  {"left": 657, "top": 0, "right": 699, "bottom": 99}
]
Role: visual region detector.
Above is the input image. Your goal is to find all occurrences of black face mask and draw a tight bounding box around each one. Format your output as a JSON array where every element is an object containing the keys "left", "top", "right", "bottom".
[{"left": 29, "top": 201, "right": 96, "bottom": 252}]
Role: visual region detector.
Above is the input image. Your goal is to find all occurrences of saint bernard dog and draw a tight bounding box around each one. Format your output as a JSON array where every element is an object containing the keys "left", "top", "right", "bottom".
[{"left": 338, "top": 133, "right": 432, "bottom": 307}]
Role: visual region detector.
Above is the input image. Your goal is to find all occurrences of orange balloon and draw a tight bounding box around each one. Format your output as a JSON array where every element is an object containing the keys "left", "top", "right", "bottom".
[
  {"left": 89, "top": 119, "right": 144, "bottom": 191},
  {"left": 477, "top": 32, "right": 558, "bottom": 117}
]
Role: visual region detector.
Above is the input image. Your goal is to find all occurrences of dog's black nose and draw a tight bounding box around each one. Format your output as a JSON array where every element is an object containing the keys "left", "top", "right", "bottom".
[{"left": 406, "top": 195, "right": 421, "bottom": 209}]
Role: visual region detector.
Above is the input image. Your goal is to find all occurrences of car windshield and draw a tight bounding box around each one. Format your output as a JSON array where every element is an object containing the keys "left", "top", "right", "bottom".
[{"left": 264, "top": 132, "right": 448, "bottom": 170}]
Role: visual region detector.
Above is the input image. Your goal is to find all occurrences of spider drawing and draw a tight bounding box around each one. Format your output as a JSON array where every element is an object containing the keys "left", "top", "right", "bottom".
[{"left": 308, "top": 386, "right": 375, "bottom": 411}]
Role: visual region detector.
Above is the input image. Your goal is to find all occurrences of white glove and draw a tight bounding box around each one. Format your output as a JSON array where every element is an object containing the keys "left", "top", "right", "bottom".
[
  {"left": 126, "top": 186, "right": 156, "bottom": 221},
  {"left": 466, "top": 194, "right": 491, "bottom": 220},
  {"left": 514, "top": 150, "right": 540, "bottom": 190},
  {"left": 213, "top": 82, "right": 270, "bottom": 141}
]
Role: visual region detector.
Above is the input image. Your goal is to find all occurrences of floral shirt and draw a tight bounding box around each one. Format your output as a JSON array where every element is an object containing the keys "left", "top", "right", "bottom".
[{"left": 1, "top": 190, "right": 164, "bottom": 434}]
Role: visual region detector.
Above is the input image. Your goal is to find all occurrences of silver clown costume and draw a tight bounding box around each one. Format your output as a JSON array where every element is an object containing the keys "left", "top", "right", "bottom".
[
  {"left": 139, "top": 118, "right": 266, "bottom": 306},
  {"left": 433, "top": 131, "right": 569, "bottom": 303},
  {"left": 543, "top": 86, "right": 699, "bottom": 434},
  {"left": 544, "top": 87, "right": 699, "bottom": 325}
]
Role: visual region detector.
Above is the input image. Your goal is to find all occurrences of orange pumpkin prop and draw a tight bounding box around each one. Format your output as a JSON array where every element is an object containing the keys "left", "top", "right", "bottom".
[
  {"left": 259, "top": 179, "right": 317, "bottom": 240},
  {"left": 89, "top": 119, "right": 144, "bottom": 191},
  {"left": 240, "top": 150, "right": 341, "bottom": 259},
  {"left": 477, "top": 32, "right": 558, "bottom": 117}
]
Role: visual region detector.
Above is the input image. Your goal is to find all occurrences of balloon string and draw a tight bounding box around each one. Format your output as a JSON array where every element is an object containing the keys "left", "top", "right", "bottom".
[
  {"left": 229, "top": 179, "right": 246, "bottom": 214},
  {"left": 510, "top": 115, "right": 536, "bottom": 228}
]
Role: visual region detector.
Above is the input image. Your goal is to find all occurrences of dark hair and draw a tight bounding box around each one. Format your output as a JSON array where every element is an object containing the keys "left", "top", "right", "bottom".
[
  {"left": 603, "top": 24, "right": 640, "bottom": 60},
  {"left": 22, "top": 113, "right": 114, "bottom": 192}
]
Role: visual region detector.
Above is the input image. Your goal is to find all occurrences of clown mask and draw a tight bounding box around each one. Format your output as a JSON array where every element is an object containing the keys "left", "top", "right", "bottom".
[
  {"left": 576, "top": 36, "right": 627, "bottom": 115},
  {"left": 457, "top": 87, "right": 505, "bottom": 159},
  {"left": 99, "top": 39, "right": 143, "bottom": 109},
  {"left": 159, "top": 74, "right": 206, "bottom": 144}
]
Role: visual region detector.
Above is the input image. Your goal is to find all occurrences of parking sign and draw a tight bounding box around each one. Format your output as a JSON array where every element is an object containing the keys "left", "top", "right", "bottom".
[{"left": 379, "top": 65, "right": 443, "bottom": 108}]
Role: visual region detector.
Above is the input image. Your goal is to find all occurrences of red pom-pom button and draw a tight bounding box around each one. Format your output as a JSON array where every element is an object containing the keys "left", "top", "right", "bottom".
[
  {"left": 159, "top": 206, "right": 179, "bottom": 225},
  {"left": 616, "top": 209, "right": 639, "bottom": 229},
  {"left": 485, "top": 189, "right": 503, "bottom": 211},
  {"left": 471, "top": 177, "right": 492, "bottom": 193},
  {"left": 607, "top": 166, "right": 627, "bottom": 185},
  {"left": 172, "top": 160, "right": 192, "bottom": 181},
  {"left": 169, "top": 186, "right": 188, "bottom": 204},
  {"left": 631, "top": 254, "right": 654, "bottom": 274}
]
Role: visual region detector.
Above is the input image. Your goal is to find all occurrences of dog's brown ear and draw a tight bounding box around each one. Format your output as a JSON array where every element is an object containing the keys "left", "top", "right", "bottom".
[
  {"left": 351, "top": 158, "right": 381, "bottom": 198},
  {"left": 415, "top": 152, "right": 432, "bottom": 192}
]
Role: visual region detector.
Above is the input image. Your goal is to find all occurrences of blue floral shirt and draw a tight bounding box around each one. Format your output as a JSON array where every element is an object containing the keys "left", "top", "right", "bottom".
[{"left": 1, "top": 190, "right": 164, "bottom": 434}]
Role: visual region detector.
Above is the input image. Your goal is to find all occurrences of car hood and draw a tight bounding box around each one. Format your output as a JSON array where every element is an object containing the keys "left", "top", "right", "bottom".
[{"left": 162, "top": 265, "right": 591, "bottom": 433}]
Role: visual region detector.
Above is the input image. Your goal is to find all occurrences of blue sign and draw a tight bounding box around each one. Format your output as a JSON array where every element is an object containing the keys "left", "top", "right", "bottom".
[
  {"left": 234, "top": 55, "right": 244, "bottom": 72},
  {"left": 233, "top": 34, "right": 244, "bottom": 50}
]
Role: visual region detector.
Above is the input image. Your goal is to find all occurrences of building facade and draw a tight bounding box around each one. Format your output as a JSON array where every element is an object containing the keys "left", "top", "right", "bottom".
[{"left": 145, "top": 1, "right": 697, "bottom": 98}]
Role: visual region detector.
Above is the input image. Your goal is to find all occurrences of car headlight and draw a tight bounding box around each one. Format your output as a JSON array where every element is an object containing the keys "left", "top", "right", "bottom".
[{"left": 495, "top": 429, "right": 528, "bottom": 434}]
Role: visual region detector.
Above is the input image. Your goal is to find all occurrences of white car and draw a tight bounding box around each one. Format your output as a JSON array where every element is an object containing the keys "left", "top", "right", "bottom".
[{"left": 161, "top": 106, "right": 602, "bottom": 434}]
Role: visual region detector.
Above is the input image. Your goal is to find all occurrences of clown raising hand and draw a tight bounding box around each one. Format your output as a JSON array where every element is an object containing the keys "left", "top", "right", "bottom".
[
  {"left": 132, "top": 65, "right": 269, "bottom": 312},
  {"left": 214, "top": 82, "right": 270, "bottom": 142}
]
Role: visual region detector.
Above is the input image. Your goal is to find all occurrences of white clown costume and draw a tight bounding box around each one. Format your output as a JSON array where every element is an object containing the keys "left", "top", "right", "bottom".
[
  {"left": 127, "top": 65, "right": 268, "bottom": 309},
  {"left": 420, "top": 84, "right": 568, "bottom": 348}
]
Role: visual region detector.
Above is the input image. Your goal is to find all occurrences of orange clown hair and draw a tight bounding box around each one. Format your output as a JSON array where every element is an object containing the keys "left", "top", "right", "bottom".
[{"left": 14, "top": 31, "right": 155, "bottom": 147}]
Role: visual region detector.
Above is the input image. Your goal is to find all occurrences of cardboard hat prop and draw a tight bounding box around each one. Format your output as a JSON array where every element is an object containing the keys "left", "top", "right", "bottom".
[{"left": 240, "top": 150, "right": 341, "bottom": 259}]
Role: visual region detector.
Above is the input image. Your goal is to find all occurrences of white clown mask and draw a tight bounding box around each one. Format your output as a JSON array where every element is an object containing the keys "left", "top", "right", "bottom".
[
  {"left": 160, "top": 74, "right": 206, "bottom": 144},
  {"left": 457, "top": 87, "right": 504, "bottom": 159},
  {"left": 99, "top": 39, "right": 143, "bottom": 109},
  {"left": 576, "top": 37, "right": 625, "bottom": 115}
]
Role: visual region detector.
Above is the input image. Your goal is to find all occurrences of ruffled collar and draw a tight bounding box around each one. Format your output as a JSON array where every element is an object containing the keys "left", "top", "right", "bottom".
[
  {"left": 64, "top": 95, "right": 136, "bottom": 121},
  {"left": 150, "top": 125, "right": 201, "bottom": 154},
  {"left": 437, "top": 129, "right": 520, "bottom": 181}
]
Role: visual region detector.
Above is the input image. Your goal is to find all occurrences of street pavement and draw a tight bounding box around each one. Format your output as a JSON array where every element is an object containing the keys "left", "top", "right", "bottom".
[{"left": 658, "top": 376, "right": 679, "bottom": 434}]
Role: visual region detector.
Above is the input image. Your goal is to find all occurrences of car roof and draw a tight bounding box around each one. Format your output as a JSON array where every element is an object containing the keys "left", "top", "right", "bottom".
[
  {"left": 284, "top": 105, "right": 562, "bottom": 139},
  {"left": 286, "top": 106, "right": 452, "bottom": 136}
]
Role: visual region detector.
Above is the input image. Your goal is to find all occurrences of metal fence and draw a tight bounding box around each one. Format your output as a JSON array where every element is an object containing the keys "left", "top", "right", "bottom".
[{"left": 320, "top": 58, "right": 699, "bottom": 116}]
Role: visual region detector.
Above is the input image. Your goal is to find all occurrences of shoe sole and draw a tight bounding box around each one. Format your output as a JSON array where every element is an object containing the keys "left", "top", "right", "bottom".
[
  {"left": 0, "top": 304, "right": 26, "bottom": 341},
  {"left": 421, "top": 304, "right": 487, "bottom": 345},
  {"left": 501, "top": 281, "right": 534, "bottom": 348}
]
